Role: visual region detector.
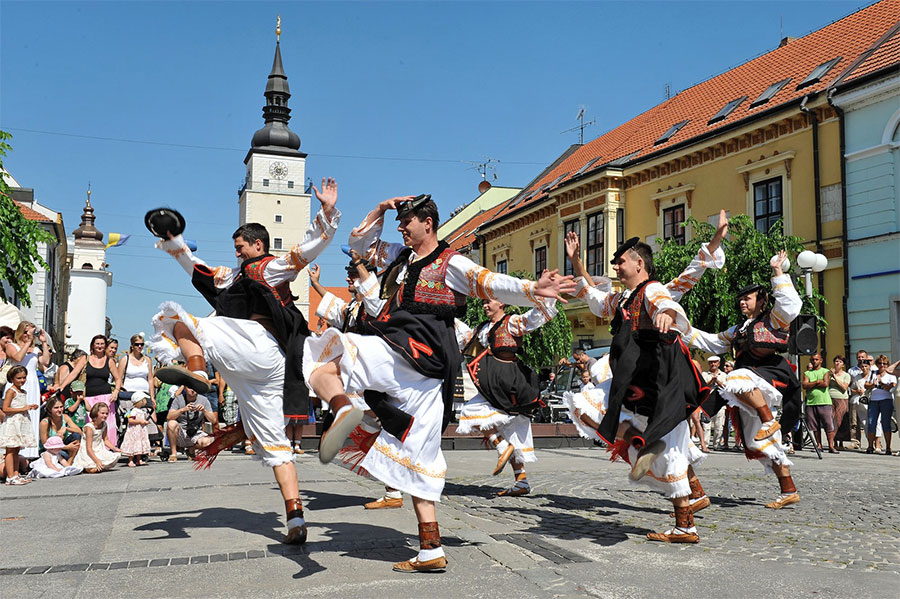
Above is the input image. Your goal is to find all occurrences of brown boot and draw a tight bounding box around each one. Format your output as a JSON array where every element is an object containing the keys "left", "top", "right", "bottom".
[
  {"left": 493, "top": 444, "right": 515, "bottom": 476},
  {"left": 282, "top": 498, "right": 307, "bottom": 544},
  {"left": 319, "top": 394, "right": 364, "bottom": 464},
  {"left": 364, "top": 496, "right": 403, "bottom": 509},
  {"left": 765, "top": 474, "right": 799, "bottom": 509},
  {"left": 630, "top": 439, "right": 665, "bottom": 481},
  {"left": 393, "top": 522, "right": 448, "bottom": 572},
  {"left": 648, "top": 505, "right": 699, "bottom": 543},
  {"left": 753, "top": 405, "right": 780, "bottom": 441},
  {"left": 156, "top": 355, "right": 212, "bottom": 394},
  {"left": 670, "top": 473, "right": 710, "bottom": 516}
]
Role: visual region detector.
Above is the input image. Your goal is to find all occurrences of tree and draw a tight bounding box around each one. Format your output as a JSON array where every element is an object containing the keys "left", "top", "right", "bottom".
[
  {"left": 464, "top": 270, "right": 573, "bottom": 371},
  {"left": 654, "top": 214, "right": 825, "bottom": 335},
  {"left": 0, "top": 130, "right": 55, "bottom": 307}
]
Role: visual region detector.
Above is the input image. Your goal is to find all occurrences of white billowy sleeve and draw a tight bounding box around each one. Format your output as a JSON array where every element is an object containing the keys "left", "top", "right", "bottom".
[
  {"left": 573, "top": 276, "right": 619, "bottom": 319},
  {"left": 666, "top": 242, "right": 725, "bottom": 302},
  {"left": 354, "top": 273, "right": 387, "bottom": 317},
  {"left": 156, "top": 234, "right": 237, "bottom": 289},
  {"left": 643, "top": 282, "right": 692, "bottom": 335},
  {"left": 505, "top": 297, "right": 558, "bottom": 337},
  {"left": 444, "top": 254, "right": 547, "bottom": 309},
  {"left": 767, "top": 274, "right": 802, "bottom": 330},
  {"left": 453, "top": 319, "right": 474, "bottom": 351},
  {"left": 347, "top": 210, "right": 406, "bottom": 269},
  {"left": 684, "top": 324, "right": 738, "bottom": 355},
  {"left": 263, "top": 207, "right": 342, "bottom": 286},
  {"left": 315, "top": 292, "right": 348, "bottom": 329}
]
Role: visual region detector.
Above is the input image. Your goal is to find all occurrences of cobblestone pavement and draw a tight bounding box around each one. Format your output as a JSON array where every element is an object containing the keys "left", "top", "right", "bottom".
[{"left": 1, "top": 446, "right": 897, "bottom": 598}]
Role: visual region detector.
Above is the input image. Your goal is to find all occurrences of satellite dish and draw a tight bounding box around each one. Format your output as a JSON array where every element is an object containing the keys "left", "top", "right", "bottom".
[{"left": 478, "top": 180, "right": 492, "bottom": 193}]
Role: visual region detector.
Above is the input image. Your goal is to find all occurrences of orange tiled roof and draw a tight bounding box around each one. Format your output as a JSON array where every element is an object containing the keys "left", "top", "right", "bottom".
[
  {"left": 446, "top": 201, "right": 509, "bottom": 251},
  {"left": 833, "top": 20, "right": 900, "bottom": 86},
  {"left": 15, "top": 202, "right": 52, "bottom": 223},
  {"left": 487, "top": 0, "right": 899, "bottom": 225}
]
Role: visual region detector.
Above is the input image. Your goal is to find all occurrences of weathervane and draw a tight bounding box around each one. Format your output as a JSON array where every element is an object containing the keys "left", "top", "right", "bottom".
[{"left": 276, "top": 15, "right": 281, "bottom": 42}]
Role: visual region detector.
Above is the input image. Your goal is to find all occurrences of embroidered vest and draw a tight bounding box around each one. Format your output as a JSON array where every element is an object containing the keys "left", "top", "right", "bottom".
[
  {"left": 380, "top": 241, "right": 467, "bottom": 322},
  {"left": 610, "top": 280, "right": 657, "bottom": 336},
  {"left": 488, "top": 315, "right": 523, "bottom": 355},
  {"left": 240, "top": 255, "right": 295, "bottom": 307},
  {"left": 733, "top": 312, "right": 790, "bottom": 355}
]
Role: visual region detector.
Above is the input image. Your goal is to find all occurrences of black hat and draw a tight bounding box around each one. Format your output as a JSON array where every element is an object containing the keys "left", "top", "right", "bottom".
[
  {"left": 736, "top": 282, "right": 765, "bottom": 298},
  {"left": 395, "top": 194, "right": 431, "bottom": 220},
  {"left": 144, "top": 208, "right": 186, "bottom": 239},
  {"left": 611, "top": 236, "right": 640, "bottom": 263},
  {"left": 346, "top": 260, "right": 378, "bottom": 276}
]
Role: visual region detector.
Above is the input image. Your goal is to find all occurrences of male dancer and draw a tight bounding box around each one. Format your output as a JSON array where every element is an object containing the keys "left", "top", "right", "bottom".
[
  {"left": 566, "top": 232, "right": 710, "bottom": 543},
  {"left": 456, "top": 295, "right": 557, "bottom": 496},
  {"left": 684, "top": 251, "right": 802, "bottom": 509},
  {"left": 303, "top": 194, "right": 575, "bottom": 572},
  {"left": 147, "top": 178, "right": 341, "bottom": 544}
]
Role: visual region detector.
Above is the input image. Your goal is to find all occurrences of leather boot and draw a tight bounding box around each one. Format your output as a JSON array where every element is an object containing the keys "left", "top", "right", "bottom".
[
  {"left": 156, "top": 355, "right": 212, "bottom": 394},
  {"left": 319, "top": 394, "right": 363, "bottom": 464},
  {"left": 765, "top": 475, "right": 799, "bottom": 509},
  {"left": 753, "top": 404, "right": 780, "bottom": 441},
  {"left": 282, "top": 498, "right": 307, "bottom": 544},
  {"left": 648, "top": 505, "right": 699, "bottom": 543},
  {"left": 393, "top": 522, "right": 448, "bottom": 572},
  {"left": 671, "top": 473, "right": 710, "bottom": 516}
]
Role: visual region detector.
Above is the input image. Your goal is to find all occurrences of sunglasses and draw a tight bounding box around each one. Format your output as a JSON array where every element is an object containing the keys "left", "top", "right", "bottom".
[
  {"left": 876, "top": 361, "right": 888, "bottom": 365},
  {"left": 133, "top": 343, "right": 145, "bottom": 347}
]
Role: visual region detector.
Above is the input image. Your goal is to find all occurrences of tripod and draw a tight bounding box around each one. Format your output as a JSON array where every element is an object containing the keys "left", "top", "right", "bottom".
[{"left": 793, "top": 417, "right": 823, "bottom": 460}]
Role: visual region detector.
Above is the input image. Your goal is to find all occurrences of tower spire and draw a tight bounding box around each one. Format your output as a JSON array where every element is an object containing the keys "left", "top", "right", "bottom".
[
  {"left": 250, "top": 16, "right": 301, "bottom": 153},
  {"left": 73, "top": 186, "right": 104, "bottom": 245}
]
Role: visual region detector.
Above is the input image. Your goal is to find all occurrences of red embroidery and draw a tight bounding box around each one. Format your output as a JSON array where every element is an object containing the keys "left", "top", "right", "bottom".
[{"left": 408, "top": 338, "right": 434, "bottom": 359}]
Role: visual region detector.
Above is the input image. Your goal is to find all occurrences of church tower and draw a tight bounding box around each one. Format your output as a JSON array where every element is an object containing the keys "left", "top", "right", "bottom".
[
  {"left": 67, "top": 189, "right": 112, "bottom": 351},
  {"left": 238, "top": 18, "right": 313, "bottom": 316}
]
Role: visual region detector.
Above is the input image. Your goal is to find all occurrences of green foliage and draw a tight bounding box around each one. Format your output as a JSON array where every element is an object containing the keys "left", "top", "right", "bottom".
[
  {"left": 654, "top": 214, "right": 825, "bottom": 335},
  {"left": 0, "top": 131, "right": 55, "bottom": 307},
  {"left": 463, "top": 270, "right": 573, "bottom": 370}
]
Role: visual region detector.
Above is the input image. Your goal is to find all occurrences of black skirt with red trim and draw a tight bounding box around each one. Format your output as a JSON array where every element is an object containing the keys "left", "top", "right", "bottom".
[
  {"left": 467, "top": 350, "right": 542, "bottom": 415},
  {"left": 736, "top": 353, "right": 802, "bottom": 436},
  {"left": 597, "top": 329, "right": 711, "bottom": 448}
]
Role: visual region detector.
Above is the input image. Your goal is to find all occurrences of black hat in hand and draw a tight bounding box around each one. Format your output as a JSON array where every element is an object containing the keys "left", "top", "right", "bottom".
[{"left": 144, "top": 208, "right": 186, "bottom": 239}]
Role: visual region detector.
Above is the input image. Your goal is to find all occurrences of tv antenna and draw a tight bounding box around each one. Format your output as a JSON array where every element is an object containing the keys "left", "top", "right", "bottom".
[
  {"left": 465, "top": 158, "right": 499, "bottom": 193},
  {"left": 561, "top": 107, "right": 596, "bottom": 144}
]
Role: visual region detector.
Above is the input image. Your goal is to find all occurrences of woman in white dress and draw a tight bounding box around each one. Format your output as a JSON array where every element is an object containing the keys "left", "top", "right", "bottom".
[{"left": 1, "top": 322, "right": 52, "bottom": 458}]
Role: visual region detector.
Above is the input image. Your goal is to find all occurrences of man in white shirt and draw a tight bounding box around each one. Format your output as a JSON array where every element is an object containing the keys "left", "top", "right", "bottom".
[{"left": 702, "top": 356, "right": 727, "bottom": 449}]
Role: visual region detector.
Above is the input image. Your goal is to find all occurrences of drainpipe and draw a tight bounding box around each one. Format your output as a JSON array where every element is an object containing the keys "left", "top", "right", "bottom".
[
  {"left": 799, "top": 95, "right": 827, "bottom": 354},
  {"left": 827, "top": 89, "right": 852, "bottom": 359}
]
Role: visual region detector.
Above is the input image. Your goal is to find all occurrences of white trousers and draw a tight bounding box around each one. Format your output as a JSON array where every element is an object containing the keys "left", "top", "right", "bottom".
[{"left": 149, "top": 302, "right": 293, "bottom": 468}]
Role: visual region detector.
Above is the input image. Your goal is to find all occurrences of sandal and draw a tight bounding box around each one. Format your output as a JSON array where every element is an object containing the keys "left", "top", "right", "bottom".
[{"left": 5, "top": 475, "right": 31, "bottom": 486}]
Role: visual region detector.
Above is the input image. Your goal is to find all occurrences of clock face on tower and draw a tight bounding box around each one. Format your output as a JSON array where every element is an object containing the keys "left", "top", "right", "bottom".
[{"left": 269, "top": 161, "right": 288, "bottom": 180}]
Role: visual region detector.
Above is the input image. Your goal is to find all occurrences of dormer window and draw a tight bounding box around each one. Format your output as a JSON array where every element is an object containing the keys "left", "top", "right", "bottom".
[
  {"left": 655, "top": 120, "right": 689, "bottom": 145},
  {"left": 750, "top": 78, "right": 791, "bottom": 108},
  {"left": 797, "top": 57, "right": 842, "bottom": 90},
  {"left": 708, "top": 96, "right": 747, "bottom": 125}
]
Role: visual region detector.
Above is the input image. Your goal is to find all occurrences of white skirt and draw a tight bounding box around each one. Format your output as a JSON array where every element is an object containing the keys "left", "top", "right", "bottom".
[
  {"left": 720, "top": 368, "right": 792, "bottom": 473},
  {"left": 456, "top": 395, "right": 536, "bottom": 464},
  {"left": 618, "top": 409, "right": 704, "bottom": 499},
  {"left": 149, "top": 301, "right": 294, "bottom": 468},
  {"left": 304, "top": 330, "right": 447, "bottom": 502}
]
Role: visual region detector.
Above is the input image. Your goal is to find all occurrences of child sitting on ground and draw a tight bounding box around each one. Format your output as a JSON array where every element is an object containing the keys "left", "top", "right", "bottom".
[
  {"left": 72, "top": 403, "right": 121, "bottom": 473},
  {"left": 29, "top": 435, "right": 82, "bottom": 478},
  {"left": 120, "top": 394, "right": 152, "bottom": 466}
]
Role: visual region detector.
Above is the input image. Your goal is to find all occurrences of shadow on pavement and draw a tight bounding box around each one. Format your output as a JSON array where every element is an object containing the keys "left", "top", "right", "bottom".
[{"left": 129, "top": 507, "right": 283, "bottom": 541}]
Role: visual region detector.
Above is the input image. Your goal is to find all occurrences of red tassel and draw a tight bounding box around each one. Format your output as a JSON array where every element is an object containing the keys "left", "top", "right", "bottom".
[
  {"left": 193, "top": 423, "right": 247, "bottom": 470},
  {"left": 336, "top": 425, "right": 379, "bottom": 477},
  {"left": 607, "top": 439, "right": 632, "bottom": 465}
]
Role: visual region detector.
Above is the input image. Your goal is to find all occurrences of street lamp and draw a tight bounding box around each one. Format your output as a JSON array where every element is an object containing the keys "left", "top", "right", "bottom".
[{"left": 796, "top": 250, "right": 827, "bottom": 297}]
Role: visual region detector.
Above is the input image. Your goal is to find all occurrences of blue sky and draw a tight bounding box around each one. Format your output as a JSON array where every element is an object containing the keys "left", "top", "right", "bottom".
[{"left": 1, "top": 0, "right": 863, "bottom": 341}]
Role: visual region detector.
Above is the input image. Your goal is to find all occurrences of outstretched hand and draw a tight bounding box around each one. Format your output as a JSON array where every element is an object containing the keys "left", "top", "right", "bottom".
[
  {"left": 564, "top": 231, "right": 580, "bottom": 261},
  {"left": 771, "top": 250, "right": 788, "bottom": 276},
  {"left": 708, "top": 209, "right": 729, "bottom": 252},
  {"left": 535, "top": 269, "right": 576, "bottom": 303},
  {"left": 312, "top": 177, "right": 338, "bottom": 217}
]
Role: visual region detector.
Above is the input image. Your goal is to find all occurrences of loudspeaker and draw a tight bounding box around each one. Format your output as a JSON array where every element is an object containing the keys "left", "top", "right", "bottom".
[{"left": 789, "top": 314, "right": 818, "bottom": 355}]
